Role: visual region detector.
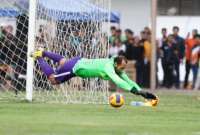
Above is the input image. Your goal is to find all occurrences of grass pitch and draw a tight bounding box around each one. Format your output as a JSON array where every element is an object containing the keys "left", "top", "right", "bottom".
[{"left": 0, "top": 90, "right": 200, "bottom": 135}]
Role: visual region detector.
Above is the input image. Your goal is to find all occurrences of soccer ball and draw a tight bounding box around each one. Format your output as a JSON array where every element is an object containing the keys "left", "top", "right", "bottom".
[{"left": 109, "top": 93, "right": 125, "bottom": 108}]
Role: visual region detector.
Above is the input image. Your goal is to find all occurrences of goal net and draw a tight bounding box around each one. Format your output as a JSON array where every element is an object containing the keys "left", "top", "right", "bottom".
[{"left": 0, "top": 0, "right": 110, "bottom": 104}]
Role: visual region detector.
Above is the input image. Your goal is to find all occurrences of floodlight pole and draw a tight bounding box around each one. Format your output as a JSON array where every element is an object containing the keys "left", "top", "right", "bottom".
[
  {"left": 26, "top": 0, "right": 37, "bottom": 101},
  {"left": 150, "top": 0, "right": 157, "bottom": 90}
]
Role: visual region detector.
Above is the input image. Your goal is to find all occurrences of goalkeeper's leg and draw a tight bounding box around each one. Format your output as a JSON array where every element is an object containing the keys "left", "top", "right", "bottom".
[
  {"left": 36, "top": 57, "right": 57, "bottom": 84},
  {"left": 31, "top": 49, "right": 81, "bottom": 84},
  {"left": 31, "top": 49, "right": 62, "bottom": 84},
  {"left": 31, "top": 48, "right": 66, "bottom": 66},
  {"left": 35, "top": 57, "right": 66, "bottom": 85},
  {"left": 53, "top": 56, "right": 81, "bottom": 83},
  {"left": 42, "top": 51, "right": 66, "bottom": 66},
  {"left": 40, "top": 50, "right": 81, "bottom": 83}
]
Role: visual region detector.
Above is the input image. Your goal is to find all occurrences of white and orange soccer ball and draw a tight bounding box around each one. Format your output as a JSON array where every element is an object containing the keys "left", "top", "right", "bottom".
[{"left": 109, "top": 93, "right": 125, "bottom": 108}]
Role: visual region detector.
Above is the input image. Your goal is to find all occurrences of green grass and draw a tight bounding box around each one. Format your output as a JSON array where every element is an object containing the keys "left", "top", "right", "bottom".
[{"left": 0, "top": 90, "right": 200, "bottom": 135}]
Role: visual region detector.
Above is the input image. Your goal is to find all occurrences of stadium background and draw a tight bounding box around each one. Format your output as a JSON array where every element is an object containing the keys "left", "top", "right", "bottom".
[
  {"left": 1, "top": 0, "right": 200, "bottom": 83},
  {"left": 112, "top": 0, "right": 200, "bottom": 82},
  {"left": 0, "top": 0, "right": 200, "bottom": 135}
]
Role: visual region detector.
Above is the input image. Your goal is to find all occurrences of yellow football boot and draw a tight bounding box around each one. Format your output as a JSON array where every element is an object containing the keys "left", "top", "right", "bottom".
[{"left": 30, "top": 48, "right": 44, "bottom": 59}]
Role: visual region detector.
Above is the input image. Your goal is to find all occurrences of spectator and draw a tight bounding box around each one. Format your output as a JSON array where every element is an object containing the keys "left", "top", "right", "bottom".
[
  {"left": 69, "top": 30, "right": 81, "bottom": 47},
  {"left": 109, "top": 38, "right": 125, "bottom": 57},
  {"left": 0, "top": 64, "right": 15, "bottom": 90},
  {"left": 159, "top": 28, "right": 168, "bottom": 47},
  {"left": 0, "top": 26, "right": 4, "bottom": 39},
  {"left": 124, "top": 36, "right": 135, "bottom": 60},
  {"left": 134, "top": 39, "right": 145, "bottom": 86},
  {"left": 144, "top": 26, "right": 152, "bottom": 37},
  {"left": 134, "top": 36, "right": 141, "bottom": 45},
  {"left": 140, "top": 31, "right": 146, "bottom": 42},
  {"left": 172, "top": 26, "right": 185, "bottom": 89},
  {"left": 36, "top": 25, "right": 48, "bottom": 48},
  {"left": 115, "top": 28, "right": 126, "bottom": 43},
  {"left": 124, "top": 29, "right": 134, "bottom": 44},
  {"left": 0, "top": 25, "right": 16, "bottom": 64},
  {"left": 159, "top": 28, "right": 168, "bottom": 87},
  {"left": 190, "top": 34, "right": 200, "bottom": 89},
  {"left": 109, "top": 26, "right": 116, "bottom": 44},
  {"left": 161, "top": 34, "right": 178, "bottom": 88},
  {"left": 195, "top": 59, "right": 200, "bottom": 90},
  {"left": 143, "top": 29, "right": 151, "bottom": 88},
  {"left": 184, "top": 29, "right": 198, "bottom": 88}
]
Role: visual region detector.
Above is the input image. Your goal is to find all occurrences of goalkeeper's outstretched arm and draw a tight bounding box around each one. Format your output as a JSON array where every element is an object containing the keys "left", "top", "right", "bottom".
[
  {"left": 119, "top": 71, "right": 157, "bottom": 100},
  {"left": 106, "top": 68, "right": 157, "bottom": 100},
  {"left": 108, "top": 56, "right": 157, "bottom": 100}
]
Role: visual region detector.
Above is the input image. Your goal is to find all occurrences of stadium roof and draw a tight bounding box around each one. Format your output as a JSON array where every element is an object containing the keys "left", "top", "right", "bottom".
[
  {"left": 0, "top": 8, "right": 19, "bottom": 17},
  {"left": 14, "top": 0, "right": 120, "bottom": 23}
]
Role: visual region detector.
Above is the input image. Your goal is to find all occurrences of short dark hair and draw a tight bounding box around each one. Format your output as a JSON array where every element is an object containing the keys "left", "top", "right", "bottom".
[
  {"left": 110, "top": 26, "right": 116, "bottom": 30},
  {"left": 173, "top": 26, "right": 179, "bottom": 31},
  {"left": 193, "top": 29, "right": 198, "bottom": 34},
  {"left": 141, "top": 31, "right": 145, "bottom": 34},
  {"left": 162, "top": 28, "right": 167, "bottom": 32},
  {"left": 125, "top": 29, "right": 133, "bottom": 35},
  {"left": 194, "top": 34, "right": 200, "bottom": 39},
  {"left": 114, "top": 55, "right": 127, "bottom": 65}
]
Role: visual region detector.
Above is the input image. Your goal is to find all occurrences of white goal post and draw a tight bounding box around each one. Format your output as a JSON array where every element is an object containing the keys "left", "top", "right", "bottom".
[
  {"left": 0, "top": 0, "right": 111, "bottom": 104},
  {"left": 26, "top": 0, "right": 37, "bottom": 101}
]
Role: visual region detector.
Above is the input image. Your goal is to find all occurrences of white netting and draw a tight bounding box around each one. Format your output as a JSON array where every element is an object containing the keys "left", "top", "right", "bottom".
[{"left": 0, "top": 0, "right": 110, "bottom": 104}]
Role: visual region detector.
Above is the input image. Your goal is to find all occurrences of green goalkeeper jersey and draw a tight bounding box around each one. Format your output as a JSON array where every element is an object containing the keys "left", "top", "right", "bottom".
[{"left": 72, "top": 58, "right": 141, "bottom": 92}]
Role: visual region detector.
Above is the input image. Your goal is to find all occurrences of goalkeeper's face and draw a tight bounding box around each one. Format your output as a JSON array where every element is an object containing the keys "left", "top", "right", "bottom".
[{"left": 115, "top": 59, "right": 127, "bottom": 73}]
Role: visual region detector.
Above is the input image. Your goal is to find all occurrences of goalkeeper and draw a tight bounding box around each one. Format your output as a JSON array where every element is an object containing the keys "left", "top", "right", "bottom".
[{"left": 31, "top": 48, "right": 158, "bottom": 102}]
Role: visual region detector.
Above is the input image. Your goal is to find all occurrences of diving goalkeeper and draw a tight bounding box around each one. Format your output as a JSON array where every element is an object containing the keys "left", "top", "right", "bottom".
[{"left": 31, "top": 48, "right": 158, "bottom": 102}]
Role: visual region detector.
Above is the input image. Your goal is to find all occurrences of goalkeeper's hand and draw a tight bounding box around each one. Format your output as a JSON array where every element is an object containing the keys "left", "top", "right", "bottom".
[
  {"left": 130, "top": 88, "right": 157, "bottom": 99},
  {"left": 141, "top": 91, "right": 157, "bottom": 100},
  {"left": 144, "top": 97, "right": 159, "bottom": 106},
  {"left": 130, "top": 88, "right": 159, "bottom": 106}
]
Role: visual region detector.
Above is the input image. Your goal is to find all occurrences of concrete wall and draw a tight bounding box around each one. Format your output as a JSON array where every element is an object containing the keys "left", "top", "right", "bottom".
[
  {"left": 111, "top": 0, "right": 151, "bottom": 35},
  {"left": 157, "top": 16, "right": 200, "bottom": 38}
]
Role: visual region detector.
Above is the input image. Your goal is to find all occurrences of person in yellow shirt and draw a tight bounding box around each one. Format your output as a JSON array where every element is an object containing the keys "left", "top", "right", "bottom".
[
  {"left": 144, "top": 40, "right": 151, "bottom": 62},
  {"left": 143, "top": 29, "right": 151, "bottom": 88}
]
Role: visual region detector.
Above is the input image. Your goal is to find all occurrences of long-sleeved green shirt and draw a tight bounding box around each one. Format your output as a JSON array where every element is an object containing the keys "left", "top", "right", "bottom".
[{"left": 73, "top": 58, "right": 141, "bottom": 92}]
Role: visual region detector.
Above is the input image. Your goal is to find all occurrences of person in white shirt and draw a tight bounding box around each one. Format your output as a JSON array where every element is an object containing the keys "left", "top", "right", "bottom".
[{"left": 109, "top": 38, "right": 126, "bottom": 57}]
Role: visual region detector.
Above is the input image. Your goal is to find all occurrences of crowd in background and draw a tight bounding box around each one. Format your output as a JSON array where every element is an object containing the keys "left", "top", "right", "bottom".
[
  {"left": 159, "top": 27, "right": 200, "bottom": 90},
  {"left": 109, "top": 26, "right": 200, "bottom": 90},
  {"left": 0, "top": 24, "right": 26, "bottom": 92},
  {"left": 109, "top": 26, "right": 152, "bottom": 88},
  {"left": 1, "top": 21, "right": 200, "bottom": 91}
]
